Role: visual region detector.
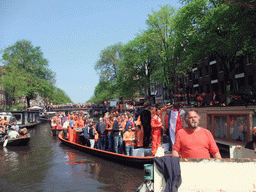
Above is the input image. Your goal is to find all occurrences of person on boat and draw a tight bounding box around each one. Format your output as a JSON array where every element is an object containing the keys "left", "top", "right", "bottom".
[
  {"left": 135, "top": 116, "right": 144, "bottom": 148},
  {"left": 106, "top": 114, "right": 114, "bottom": 151},
  {"left": 8, "top": 128, "right": 20, "bottom": 139},
  {"left": 140, "top": 102, "right": 152, "bottom": 148},
  {"left": 151, "top": 108, "right": 164, "bottom": 156},
  {"left": 236, "top": 127, "right": 256, "bottom": 152},
  {"left": 1, "top": 117, "right": 9, "bottom": 134},
  {"left": 11, "top": 121, "right": 20, "bottom": 132},
  {"left": 62, "top": 114, "right": 67, "bottom": 126},
  {"left": 51, "top": 115, "right": 57, "bottom": 130},
  {"left": 83, "top": 119, "right": 90, "bottom": 146},
  {"left": 123, "top": 125, "right": 135, "bottom": 156},
  {"left": 172, "top": 109, "right": 222, "bottom": 159},
  {"left": 113, "top": 114, "right": 124, "bottom": 154},
  {"left": 78, "top": 115, "right": 84, "bottom": 128},
  {"left": 68, "top": 117, "right": 75, "bottom": 142},
  {"left": 168, "top": 103, "right": 185, "bottom": 150},
  {"left": 88, "top": 118, "right": 96, "bottom": 148},
  {"left": 97, "top": 117, "right": 107, "bottom": 150},
  {"left": 62, "top": 118, "right": 70, "bottom": 140}
]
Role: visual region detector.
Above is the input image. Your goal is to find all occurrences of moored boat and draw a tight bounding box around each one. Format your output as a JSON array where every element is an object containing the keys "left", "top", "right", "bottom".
[
  {"left": 0, "top": 134, "right": 31, "bottom": 147},
  {"left": 58, "top": 131, "right": 154, "bottom": 168},
  {"left": 52, "top": 124, "right": 63, "bottom": 136}
]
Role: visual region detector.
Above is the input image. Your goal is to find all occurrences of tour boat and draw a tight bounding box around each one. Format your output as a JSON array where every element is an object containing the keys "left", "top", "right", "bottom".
[
  {"left": 0, "top": 134, "right": 31, "bottom": 147},
  {"left": 58, "top": 131, "right": 155, "bottom": 168}
]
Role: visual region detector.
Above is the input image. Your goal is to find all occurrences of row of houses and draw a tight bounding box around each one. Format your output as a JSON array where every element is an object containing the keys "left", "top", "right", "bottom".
[{"left": 153, "top": 53, "right": 256, "bottom": 106}]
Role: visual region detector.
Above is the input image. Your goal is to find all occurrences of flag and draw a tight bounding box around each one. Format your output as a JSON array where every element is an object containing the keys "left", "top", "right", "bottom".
[
  {"left": 154, "top": 90, "right": 158, "bottom": 95},
  {"left": 212, "top": 92, "right": 216, "bottom": 105}
]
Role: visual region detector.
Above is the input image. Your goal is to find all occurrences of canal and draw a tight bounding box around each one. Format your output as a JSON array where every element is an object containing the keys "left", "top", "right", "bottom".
[{"left": 0, "top": 122, "right": 144, "bottom": 192}]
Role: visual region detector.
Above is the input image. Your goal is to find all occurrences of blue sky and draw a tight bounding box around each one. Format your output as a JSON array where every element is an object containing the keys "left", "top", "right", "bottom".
[{"left": 1, "top": 0, "right": 181, "bottom": 103}]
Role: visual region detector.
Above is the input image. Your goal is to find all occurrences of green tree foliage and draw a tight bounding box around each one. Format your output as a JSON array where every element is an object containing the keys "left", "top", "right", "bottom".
[
  {"left": 50, "top": 86, "right": 73, "bottom": 104},
  {"left": 93, "top": 42, "right": 124, "bottom": 103},
  {"left": 175, "top": 0, "right": 256, "bottom": 91},
  {"left": 118, "top": 32, "right": 159, "bottom": 101},
  {"left": 145, "top": 5, "right": 188, "bottom": 99},
  {"left": 94, "top": 42, "right": 124, "bottom": 82},
  {"left": 1, "top": 40, "right": 72, "bottom": 107},
  {"left": 89, "top": 81, "right": 117, "bottom": 103}
]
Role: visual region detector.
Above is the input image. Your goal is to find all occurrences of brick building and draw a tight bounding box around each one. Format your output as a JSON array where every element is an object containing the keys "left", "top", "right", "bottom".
[{"left": 173, "top": 53, "right": 256, "bottom": 105}]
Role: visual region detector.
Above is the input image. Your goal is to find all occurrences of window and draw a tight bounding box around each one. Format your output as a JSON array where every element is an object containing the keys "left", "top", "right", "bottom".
[
  {"left": 248, "top": 75, "right": 254, "bottom": 87},
  {"left": 205, "top": 66, "right": 209, "bottom": 75},
  {"left": 210, "top": 64, "right": 218, "bottom": 80},
  {"left": 208, "top": 114, "right": 249, "bottom": 143},
  {"left": 194, "top": 70, "right": 198, "bottom": 80},
  {"left": 230, "top": 115, "right": 247, "bottom": 142},
  {"left": 214, "top": 116, "right": 227, "bottom": 139},
  {"left": 235, "top": 56, "right": 245, "bottom": 74},
  {"left": 246, "top": 54, "right": 254, "bottom": 65},
  {"left": 199, "top": 68, "right": 202, "bottom": 77}
]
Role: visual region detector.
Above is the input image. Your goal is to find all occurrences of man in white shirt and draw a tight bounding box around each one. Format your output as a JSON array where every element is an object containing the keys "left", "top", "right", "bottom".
[
  {"left": 62, "top": 119, "right": 70, "bottom": 140},
  {"left": 8, "top": 128, "right": 19, "bottom": 139},
  {"left": 11, "top": 122, "right": 20, "bottom": 132}
]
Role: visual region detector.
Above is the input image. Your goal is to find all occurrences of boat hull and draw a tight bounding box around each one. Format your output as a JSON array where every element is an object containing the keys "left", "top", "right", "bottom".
[
  {"left": 0, "top": 135, "right": 30, "bottom": 146},
  {"left": 58, "top": 131, "right": 154, "bottom": 168},
  {"left": 52, "top": 128, "right": 62, "bottom": 136}
]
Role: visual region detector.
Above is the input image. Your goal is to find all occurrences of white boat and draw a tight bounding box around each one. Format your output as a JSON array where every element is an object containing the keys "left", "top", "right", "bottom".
[{"left": 138, "top": 146, "right": 256, "bottom": 192}]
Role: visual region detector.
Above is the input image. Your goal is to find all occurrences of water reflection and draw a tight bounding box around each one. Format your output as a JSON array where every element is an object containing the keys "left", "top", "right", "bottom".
[{"left": 0, "top": 122, "right": 144, "bottom": 192}]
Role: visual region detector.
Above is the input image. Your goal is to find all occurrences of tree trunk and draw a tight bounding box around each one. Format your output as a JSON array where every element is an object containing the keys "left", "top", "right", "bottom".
[{"left": 26, "top": 97, "right": 30, "bottom": 108}]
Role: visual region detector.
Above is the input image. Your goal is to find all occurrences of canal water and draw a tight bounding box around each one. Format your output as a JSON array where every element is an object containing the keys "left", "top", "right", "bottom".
[{"left": 0, "top": 123, "right": 144, "bottom": 192}]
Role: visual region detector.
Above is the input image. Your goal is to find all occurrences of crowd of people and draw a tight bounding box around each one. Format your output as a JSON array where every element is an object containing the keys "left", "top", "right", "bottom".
[
  {"left": 50, "top": 101, "right": 225, "bottom": 158},
  {"left": 0, "top": 117, "right": 28, "bottom": 140},
  {"left": 51, "top": 99, "right": 256, "bottom": 158}
]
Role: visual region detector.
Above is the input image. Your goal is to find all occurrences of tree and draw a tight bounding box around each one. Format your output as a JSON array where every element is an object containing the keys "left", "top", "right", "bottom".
[
  {"left": 95, "top": 42, "right": 124, "bottom": 82},
  {"left": 118, "top": 32, "right": 159, "bottom": 102},
  {"left": 94, "top": 42, "right": 124, "bottom": 102},
  {"left": 89, "top": 81, "right": 117, "bottom": 104},
  {"left": 1, "top": 40, "right": 56, "bottom": 107},
  {"left": 50, "top": 86, "right": 73, "bottom": 104},
  {"left": 145, "top": 5, "right": 188, "bottom": 102},
  {"left": 175, "top": 0, "right": 256, "bottom": 94}
]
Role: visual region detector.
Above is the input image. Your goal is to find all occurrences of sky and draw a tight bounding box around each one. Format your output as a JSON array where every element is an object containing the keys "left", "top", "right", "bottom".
[{"left": 0, "top": 0, "right": 181, "bottom": 103}]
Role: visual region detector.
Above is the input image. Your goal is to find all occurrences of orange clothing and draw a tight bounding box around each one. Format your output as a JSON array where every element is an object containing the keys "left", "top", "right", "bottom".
[
  {"left": 73, "top": 121, "right": 78, "bottom": 129},
  {"left": 173, "top": 128, "right": 220, "bottom": 158},
  {"left": 123, "top": 131, "right": 135, "bottom": 146},
  {"left": 68, "top": 126, "right": 74, "bottom": 142},
  {"left": 121, "top": 121, "right": 126, "bottom": 130},
  {"left": 164, "top": 113, "right": 169, "bottom": 129},
  {"left": 152, "top": 134, "right": 161, "bottom": 156},
  {"left": 95, "top": 132, "right": 99, "bottom": 141},
  {"left": 135, "top": 116, "right": 144, "bottom": 147},
  {"left": 175, "top": 110, "right": 183, "bottom": 135},
  {"left": 78, "top": 116, "right": 84, "bottom": 128},
  {"left": 135, "top": 127, "right": 143, "bottom": 148},
  {"left": 106, "top": 119, "right": 113, "bottom": 134},
  {"left": 159, "top": 105, "right": 172, "bottom": 122},
  {"left": 151, "top": 115, "right": 163, "bottom": 135},
  {"left": 151, "top": 114, "right": 163, "bottom": 155}
]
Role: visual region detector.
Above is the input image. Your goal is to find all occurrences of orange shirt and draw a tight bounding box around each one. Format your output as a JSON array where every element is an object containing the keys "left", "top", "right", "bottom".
[
  {"left": 78, "top": 116, "right": 84, "bottom": 128},
  {"left": 123, "top": 131, "right": 135, "bottom": 146},
  {"left": 173, "top": 128, "right": 220, "bottom": 158},
  {"left": 151, "top": 114, "right": 163, "bottom": 135},
  {"left": 135, "top": 128, "right": 143, "bottom": 147},
  {"left": 164, "top": 114, "right": 169, "bottom": 129},
  {"left": 106, "top": 119, "right": 113, "bottom": 133},
  {"left": 121, "top": 121, "right": 126, "bottom": 130}
]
